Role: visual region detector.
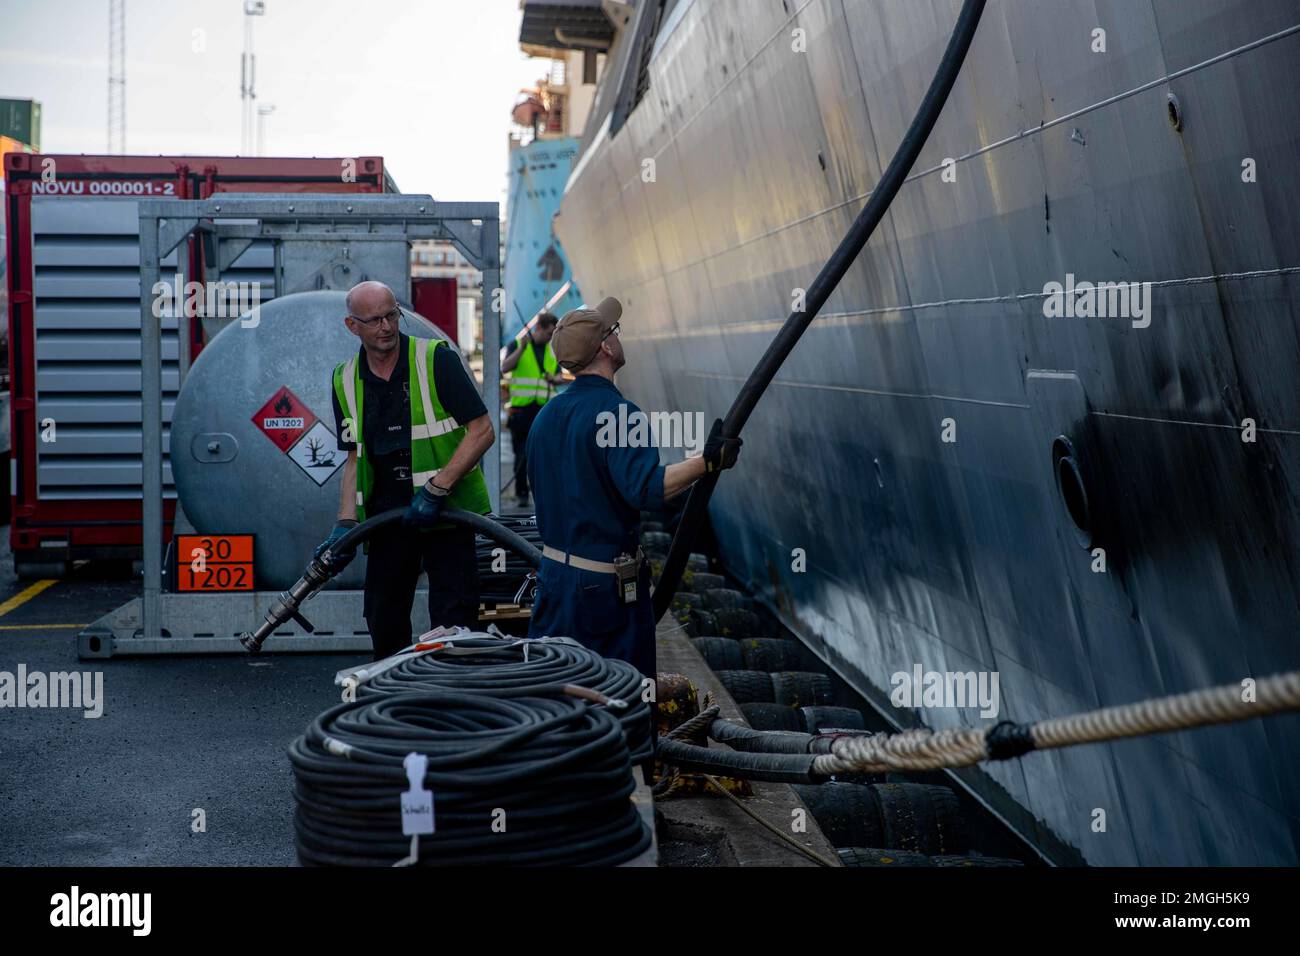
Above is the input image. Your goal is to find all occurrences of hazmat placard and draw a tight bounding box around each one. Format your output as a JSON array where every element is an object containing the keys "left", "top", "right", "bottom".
[
  {"left": 287, "top": 421, "right": 345, "bottom": 486},
  {"left": 249, "top": 387, "right": 345, "bottom": 485},
  {"left": 176, "top": 534, "right": 254, "bottom": 592},
  {"left": 251, "top": 386, "right": 318, "bottom": 452}
]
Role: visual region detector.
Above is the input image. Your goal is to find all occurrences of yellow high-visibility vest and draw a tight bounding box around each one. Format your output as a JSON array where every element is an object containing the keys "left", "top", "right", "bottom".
[
  {"left": 508, "top": 338, "right": 558, "bottom": 407},
  {"left": 333, "top": 337, "right": 490, "bottom": 522}
]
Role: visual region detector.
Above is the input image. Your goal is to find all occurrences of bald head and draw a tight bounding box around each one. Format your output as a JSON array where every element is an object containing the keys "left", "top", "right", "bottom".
[
  {"left": 344, "top": 280, "right": 401, "bottom": 358},
  {"left": 345, "top": 280, "right": 395, "bottom": 318}
]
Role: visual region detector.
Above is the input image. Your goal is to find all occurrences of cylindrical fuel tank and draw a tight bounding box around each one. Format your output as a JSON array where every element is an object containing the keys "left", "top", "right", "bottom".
[{"left": 171, "top": 289, "right": 460, "bottom": 589}]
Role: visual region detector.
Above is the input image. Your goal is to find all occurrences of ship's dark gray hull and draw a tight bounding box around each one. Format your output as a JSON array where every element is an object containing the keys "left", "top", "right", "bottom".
[{"left": 555, "top": 0, "right": 1300, "bottom": 864}]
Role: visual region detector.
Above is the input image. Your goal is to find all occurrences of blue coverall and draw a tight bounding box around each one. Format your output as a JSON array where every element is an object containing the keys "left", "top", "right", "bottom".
[{"left": 525, "top": 375, "right": 665, "bottom": 678}]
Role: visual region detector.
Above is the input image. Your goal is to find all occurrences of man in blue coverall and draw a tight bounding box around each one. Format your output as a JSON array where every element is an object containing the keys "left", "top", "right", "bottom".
[{"left": 525, "top": 296, "right": 741, "bottom": 677}]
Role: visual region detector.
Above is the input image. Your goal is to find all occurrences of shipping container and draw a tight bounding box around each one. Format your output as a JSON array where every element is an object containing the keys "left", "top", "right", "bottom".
[
  {"left": 2, "top": 153, "right": 391, "bottom": 575},
  {"left": 0, "top": 99, "right": 41, "bottom": 152},
  {"left": 410, "top": 276, "right": 459, "bottom": 345}
]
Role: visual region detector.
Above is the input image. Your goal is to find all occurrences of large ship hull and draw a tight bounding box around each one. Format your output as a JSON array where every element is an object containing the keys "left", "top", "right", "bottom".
[{"left": 556, "top": 0, "right": 1300, "bottom": 865}]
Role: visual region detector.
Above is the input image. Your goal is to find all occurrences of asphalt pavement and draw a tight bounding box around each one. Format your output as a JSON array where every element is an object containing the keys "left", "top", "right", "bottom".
[{"left": 0, "top": 534, "right": 363, "bottom": 866}]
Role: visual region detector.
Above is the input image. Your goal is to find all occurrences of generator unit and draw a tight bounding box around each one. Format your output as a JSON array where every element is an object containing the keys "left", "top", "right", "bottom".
[{"left": 2, "top": 153, "right": 392, "bottom": 576}]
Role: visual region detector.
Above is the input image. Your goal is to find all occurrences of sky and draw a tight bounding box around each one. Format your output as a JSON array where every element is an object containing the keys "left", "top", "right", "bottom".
[{"left": 0, "top": 0, "right": 548, "bottom": 204}]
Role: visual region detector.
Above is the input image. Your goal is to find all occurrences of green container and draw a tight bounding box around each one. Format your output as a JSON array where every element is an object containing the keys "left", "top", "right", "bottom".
[{"left": 0, "top": 99, "right": 41, "bottom": 151}]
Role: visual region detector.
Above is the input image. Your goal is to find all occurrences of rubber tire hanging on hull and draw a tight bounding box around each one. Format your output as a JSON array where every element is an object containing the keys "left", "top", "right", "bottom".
[
  {"left": 793, "top": 782, "right": 886, "bottom": 848},
  {"left": 739, "top": 638, "right": 802, "bottom": 671},
  {"left": 770, "top": 671, "right": 834, "bottom": 707},
  {"left": 693, "top": 636, "right": 743, "bottom": 671},
  {"left": 711, "top": 608, "right": 764, "bottom": 638},
  {"left": 716, "top": 670, "right": 775, "bottom": 704},
  {"left": 685, "top": 572, "right": 726, "bottom": 592},
  {"left": 799, "top": 705, "right": 867, "bottom": 734},
  {"left": 701, "top": 588, "right": 751, "bottom": 612},
  {"left": 872, "top": 783, "right": 968, "bottom": 856},
  {"left": 741, "top": 702, "right": 806, "bottom": 732},
  {"left": 837, "top": 847, "right": 932, "bottom": 868}
]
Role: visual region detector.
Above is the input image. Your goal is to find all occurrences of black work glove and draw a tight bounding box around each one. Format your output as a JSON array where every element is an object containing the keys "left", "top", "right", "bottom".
[
  {"left": 313, "top": 519, "right": 358, "bottom": 572},
  {"left": 703, "top": 418, "right": 742, "bottom": 473},
  {"left": 404, "top": 481, "right": 449, "bottom": 530}
]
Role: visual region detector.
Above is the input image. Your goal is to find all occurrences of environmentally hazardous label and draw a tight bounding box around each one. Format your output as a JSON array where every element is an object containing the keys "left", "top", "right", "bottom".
[
  {"left": 251, "top": 386, "right": 345, "bottom": 485},
  {"left": 287, "top": 422, "right": 345, "bottom": 486},
  {"left": 251, "top": 386, "right": 318, "bottom": 451}
]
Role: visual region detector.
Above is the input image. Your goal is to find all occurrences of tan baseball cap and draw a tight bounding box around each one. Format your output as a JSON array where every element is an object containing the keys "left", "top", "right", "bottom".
[{"left": 552, "top": 296, "right": 623, "bottom": 370}]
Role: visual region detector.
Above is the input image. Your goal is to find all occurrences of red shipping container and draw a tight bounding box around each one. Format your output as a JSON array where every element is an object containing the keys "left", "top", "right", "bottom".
[
  {"left": 2, "top": 153, "right": 389, "bottom": 575},
  {"left": 411, "top": 277, "right": 459, "bottom": 345}
]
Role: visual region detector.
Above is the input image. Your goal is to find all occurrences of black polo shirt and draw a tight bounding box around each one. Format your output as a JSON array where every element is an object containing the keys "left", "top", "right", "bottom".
[{"left": 332, "top": 334, "right": 487, "bottom": 513}]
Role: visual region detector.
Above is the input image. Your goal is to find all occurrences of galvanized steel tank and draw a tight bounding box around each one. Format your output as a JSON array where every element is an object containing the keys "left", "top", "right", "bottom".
[{"left": 171, "top": 289, "right": 454, "bottom": 589}]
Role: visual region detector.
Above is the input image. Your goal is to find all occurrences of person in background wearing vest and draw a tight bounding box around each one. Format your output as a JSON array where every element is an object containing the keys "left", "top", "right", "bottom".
[
  {"left": 501, "top": 311, "right": 560, "bottom": 508},
  {"left": 525, "top": 297, "right": 741, "bottom": 678},
  {"left": 313, "top": 281, "right": 495, "bottom": 661}
]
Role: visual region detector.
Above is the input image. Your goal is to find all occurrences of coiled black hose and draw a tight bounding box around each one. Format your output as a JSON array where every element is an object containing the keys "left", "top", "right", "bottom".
[
  {"left": 475, "top": 514, "right": 541, "bottom": 605},
  {"left": 353, "top": 636, "right": 654, "bottom": 761},
  {"left": 652, "top": 0, "right": 989, "bottom": 617},
  {"left": 289, "top": 691, "right": 651, "bottom": 866}
]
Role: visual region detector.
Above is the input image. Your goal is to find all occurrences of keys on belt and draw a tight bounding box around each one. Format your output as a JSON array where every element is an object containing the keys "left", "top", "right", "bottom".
[
  {"left": 541, "top": 545, "right": 645, "bottom": 604},
  {"left": 540, "top": 545, "right": 645, "bottom": 573}
]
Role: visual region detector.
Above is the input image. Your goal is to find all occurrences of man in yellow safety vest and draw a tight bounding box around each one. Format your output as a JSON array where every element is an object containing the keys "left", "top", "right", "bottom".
[
  {"left": 313, "top": 281, "right": 495, "bottom": 660},
  {"left": 502, "top": 311, "right": 560, "bottom": 508}
]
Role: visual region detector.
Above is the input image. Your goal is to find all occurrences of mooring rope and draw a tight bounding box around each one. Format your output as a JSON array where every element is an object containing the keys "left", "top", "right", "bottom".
[
  {"left": 810, "top": 670, "right": 1300, "bottom": 776},
  {"left": 668, "top": 702, "right": 722, "bottom": 743},
  {"left": 651, "top": 703, "right": 722, "bottom": 798},
  {"left": 701, "top": 774, "right": 837, "bottom": 868}
]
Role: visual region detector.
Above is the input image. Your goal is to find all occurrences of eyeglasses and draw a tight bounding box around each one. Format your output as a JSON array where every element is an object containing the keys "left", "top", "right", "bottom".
[
  {"left": 601, "top": 321, "right": 621, "bottom": 341},
  {"left": 351, "top": 307, "right": 402, "bottom": 328}
]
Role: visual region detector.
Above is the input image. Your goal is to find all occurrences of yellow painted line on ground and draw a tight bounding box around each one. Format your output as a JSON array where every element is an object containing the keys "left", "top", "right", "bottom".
[
  {"left": 0, "top": 623, "right": 88, "bottom": 631},
  {"left": 0, "top": 579, "right": 58, "bottom": 618}
]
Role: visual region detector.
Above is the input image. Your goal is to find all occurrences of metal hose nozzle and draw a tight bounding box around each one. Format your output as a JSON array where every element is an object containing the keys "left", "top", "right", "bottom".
[
  {"left": 240, "top": 560, "right": 331, "bottom": 652},
  {"left": 238, "top": 507, "right": 542, "bottom": 654}
]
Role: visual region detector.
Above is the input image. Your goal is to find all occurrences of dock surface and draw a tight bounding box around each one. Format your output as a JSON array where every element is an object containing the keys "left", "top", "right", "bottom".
[{"left": 0, "top": 541, "right": 397, "bottom": 865}]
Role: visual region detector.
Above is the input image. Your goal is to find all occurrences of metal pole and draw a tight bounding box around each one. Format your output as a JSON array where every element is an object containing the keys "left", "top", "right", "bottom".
[
  {"left": 240, "top": 18, "right": 250, "bottom": 153},
  {"left": 176, "top": 251, "right": 190, "bottom": 385},
  {"left": 139, "top": 216, "right": 163, "bottom": 638},
  {"left": 480, "top": 215, "right": 501, "bottom": 513}
]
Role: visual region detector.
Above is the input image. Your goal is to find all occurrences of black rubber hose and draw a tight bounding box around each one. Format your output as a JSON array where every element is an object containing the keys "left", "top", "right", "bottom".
[
  {"left": 655, "top": 736, "right": 823, "bottom": 784},
  {"left": 354, "top": 636, "right": 654, "bottom": 761},
  {"left": 707, "top": 718, "right": 813, "bottom": 755},
  {"left": 240, "top": 507, "right": 542, "bottom": 652},
  {"left": 652, "top": 0, "right": 988, "bottom": 619},
  {"left": 289, "top": 691, "right": 651, "bottom": 866},
  {"left": 475, "top": 514, "right": 541, "bottom": 604},
  {"left": 334, "top": 506, "right": 541, "bottom": 569}
]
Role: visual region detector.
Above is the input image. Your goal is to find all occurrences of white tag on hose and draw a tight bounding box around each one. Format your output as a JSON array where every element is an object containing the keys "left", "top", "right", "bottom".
[
  {"left": 401, "top": 752, "right": 435, "bottom": 836},
  {"left": 393, "top": 834, "right": 420, "bottom": 867}
]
